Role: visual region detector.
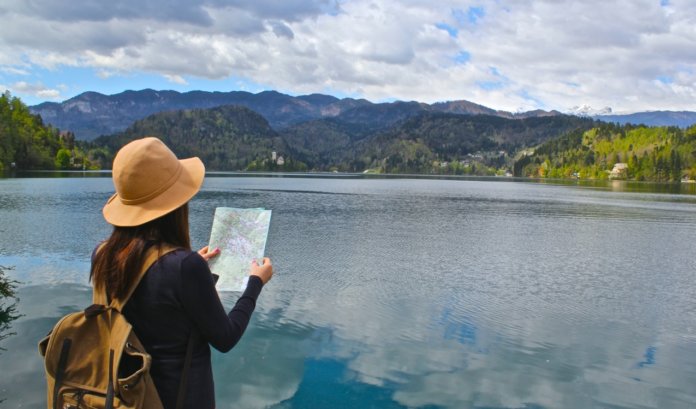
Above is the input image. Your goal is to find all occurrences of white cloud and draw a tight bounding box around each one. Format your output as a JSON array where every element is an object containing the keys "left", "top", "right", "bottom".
[
  {"left": 5, "top": 81, "right": 62, "bottom": 100},
  {"left": 0, "top": 0, "right": 695, "bottom": 111},
  {"left": 164, "top": 74, "right": 188, "bottom": 85},
  {"left": 0, "top": 66, "right": 29, "bottom": 75},
  {"left": 96, "top": 70, "right": 115, "bottom": 79}
]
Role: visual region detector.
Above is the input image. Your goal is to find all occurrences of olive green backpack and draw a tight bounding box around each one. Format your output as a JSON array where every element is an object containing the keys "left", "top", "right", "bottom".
[{"left": 38, "top": 246, "right": 193, "bottom": 409}]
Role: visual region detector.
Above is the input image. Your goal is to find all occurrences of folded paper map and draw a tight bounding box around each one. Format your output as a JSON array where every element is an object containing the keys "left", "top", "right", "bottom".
[{"left": 207, "top": 207, "right": 272, "bottom": 291}]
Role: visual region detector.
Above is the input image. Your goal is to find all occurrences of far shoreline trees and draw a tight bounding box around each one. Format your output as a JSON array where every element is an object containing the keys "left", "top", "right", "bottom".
[
  {"left": 514, "top": 123, "right": 696, "bottom": 182},
  {"left": 0, "top": 92, "right": 95, "bottom": 172}
]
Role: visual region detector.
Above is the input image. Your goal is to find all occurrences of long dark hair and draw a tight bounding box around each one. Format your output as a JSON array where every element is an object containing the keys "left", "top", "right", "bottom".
[{"left": 90, "top": 203, "right": 191, "bottom": 300}]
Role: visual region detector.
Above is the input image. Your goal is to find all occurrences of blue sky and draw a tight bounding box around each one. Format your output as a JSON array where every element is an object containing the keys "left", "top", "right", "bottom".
[{"left": 1, "top": 0, "right": 694, "bottom": 114}]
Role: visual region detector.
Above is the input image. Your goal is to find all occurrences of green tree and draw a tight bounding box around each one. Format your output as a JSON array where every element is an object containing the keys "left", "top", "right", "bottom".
[
  {"left": 0, "top": 91, "right": 69, "bottom": 171},
  {"left": 670, "top": 149, "right": 682, "bottom": 181},
  {"left": 55, "top": 148, "right": 71, "bottom": 169}
]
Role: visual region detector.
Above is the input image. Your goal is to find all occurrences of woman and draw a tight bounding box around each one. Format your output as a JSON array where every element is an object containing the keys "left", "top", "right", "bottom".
[{"left": 90, "top": 136, "right": 273, "bottom": 409}]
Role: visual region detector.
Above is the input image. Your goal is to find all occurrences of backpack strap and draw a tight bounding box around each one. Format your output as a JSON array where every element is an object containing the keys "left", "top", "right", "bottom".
[
  {"left": 92, "top": 244, "right": 178, "bottom": 310},
  {"left": 112, "top": 244, "right": 178, "bottom": 311},
  {"left": 53, "top": 339, "right": 72, "bottom": 409},
  {"left": 91, "top": 242, "right": 108, "bottom": 306},
  {"left": 175, "top": 332, "right": 196, "bottom": 409}
]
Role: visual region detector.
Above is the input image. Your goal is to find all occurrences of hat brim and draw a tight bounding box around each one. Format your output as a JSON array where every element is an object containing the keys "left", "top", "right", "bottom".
[{"left": 103, "top": 157, "right": 205, "bottom": 227}]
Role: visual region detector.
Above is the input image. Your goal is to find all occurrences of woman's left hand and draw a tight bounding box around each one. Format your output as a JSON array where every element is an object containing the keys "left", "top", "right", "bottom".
[{"left": 198, "top": 246, "right": 221, "bottom": 262}]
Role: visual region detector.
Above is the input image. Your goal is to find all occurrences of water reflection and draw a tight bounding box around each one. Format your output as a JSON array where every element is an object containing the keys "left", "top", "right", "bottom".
[
  {"left": 0, "top": 266, "right": 21, "bottom": 406},
  {"left": 0, "top": 284, "right": 92, "bottom": 408},
  {"left": 637, "top": 346, "right": 657, "bottom": 368},
  {"left": 7, "top": 282, "right": 696, "bottom": 409},
  {"left": 520, "top": 177, "right": 696, "bottom": 195},
  {"left": 2, "top": 176, "right": 696, "bottom": 408},
  {"left": 0, "top": 266, "right": 20, "bottom": 350}
]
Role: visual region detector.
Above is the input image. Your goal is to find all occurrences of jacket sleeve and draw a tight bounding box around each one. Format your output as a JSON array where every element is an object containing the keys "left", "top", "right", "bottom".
[{"left": 179, "top": 252, "right": 264, "bottom": 352}]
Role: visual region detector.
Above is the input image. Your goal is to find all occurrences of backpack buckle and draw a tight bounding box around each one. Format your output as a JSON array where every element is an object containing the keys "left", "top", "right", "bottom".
[{"left": 84, "top": 304, "right": 109, "bottom": 318}]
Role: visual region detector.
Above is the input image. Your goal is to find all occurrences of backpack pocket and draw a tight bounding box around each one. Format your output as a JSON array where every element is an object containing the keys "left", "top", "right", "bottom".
[
  {"left": 39, "top": 332, "right": 51, "bottom": 357},
  {"left": 116, "top": 342, "right": 151, "bottom": 404},
  {"left": 58, "top": 387, "right": 124, "bottom": 409}
]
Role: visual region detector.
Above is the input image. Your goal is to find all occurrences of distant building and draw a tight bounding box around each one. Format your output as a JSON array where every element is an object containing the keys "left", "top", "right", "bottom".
[
  {"left": 271, "top": 151, "right": 277, "bottom": 161},
  {"left": 277, "top": 156, "right": 285, "bottom": 166},
  {"left": 609, "top": 163, "right": 628, "bottom": 179}
]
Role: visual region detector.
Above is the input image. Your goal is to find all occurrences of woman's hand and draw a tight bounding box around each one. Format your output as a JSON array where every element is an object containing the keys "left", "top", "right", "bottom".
[
  {"left": 250, "top": 257, "right": 273, "bottom": 285},
  {"left": 198, "top": 246, "right": 221, "bottom": 262}
]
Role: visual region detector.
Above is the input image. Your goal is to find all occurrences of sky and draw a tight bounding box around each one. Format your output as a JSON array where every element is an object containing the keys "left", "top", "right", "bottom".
[{"left": 0, "top": 0, "right": 695, "bottom": 113}]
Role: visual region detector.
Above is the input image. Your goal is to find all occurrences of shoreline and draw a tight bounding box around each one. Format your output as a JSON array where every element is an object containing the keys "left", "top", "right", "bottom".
[
  {"left": 1, "top": 169, "right": 691, "bottom": 182},
  {"left": 2, "top": 170, "right": 695, "bottom": 196}
]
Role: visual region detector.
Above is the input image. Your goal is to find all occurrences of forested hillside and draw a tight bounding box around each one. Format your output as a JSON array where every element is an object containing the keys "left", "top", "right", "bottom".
[
  {"left": 86, "top": 106, "right": 594, "bottom": 173},
  {"left": 90, "top": 105, "right": 306, "bottom": 171},
  {"left": 514, "top": 123, "right": 696, "bottom": 181},
  {"left": 0, "top": 92, "right": 91, "bottom": 171},
  {"left": 294, "top": 113, "right": 595, "bottom": 174}
]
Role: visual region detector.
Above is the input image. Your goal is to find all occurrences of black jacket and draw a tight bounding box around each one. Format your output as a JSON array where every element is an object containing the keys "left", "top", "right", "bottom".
[{"left": 117, "top": 249, "right": 263, "bottom": 409}]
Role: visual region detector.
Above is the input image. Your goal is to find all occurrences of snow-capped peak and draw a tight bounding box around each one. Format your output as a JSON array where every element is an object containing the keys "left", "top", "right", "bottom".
[{"left": 567, "top": 105, "right": 613, "bottom": 116}]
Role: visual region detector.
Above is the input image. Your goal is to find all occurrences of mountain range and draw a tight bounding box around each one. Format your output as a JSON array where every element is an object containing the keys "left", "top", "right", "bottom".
[
  {"left": 83, "top": 101, "right": 594, "bottom": 173},
  {"left": 30, "top": 89, "right": 569, "bottom": 140},
  {"left": 593, "top": 111, "right": 696, "bottom": 128},
  {"left": 5, "top": 88, "right": 695, "bottom": 179},
  {"left": 566, "top": 104, "right": 696, "bottom": 127},
  {"left": 20, "top": 88, "right": 695, "bottom": 176},
  {"left": 30, "top": 89, "right": 696, "bottom": 141}
]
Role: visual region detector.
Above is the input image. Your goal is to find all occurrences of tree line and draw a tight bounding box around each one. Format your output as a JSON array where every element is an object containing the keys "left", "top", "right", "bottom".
[
  {"left": 514, "top": 123, "right": 696, "bottom": 181},
  {"left": 0, "top": 92, "right": 96, "bottom": 172}
]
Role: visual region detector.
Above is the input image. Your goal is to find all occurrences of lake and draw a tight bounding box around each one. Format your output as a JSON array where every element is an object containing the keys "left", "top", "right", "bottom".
[{"left": 1, "top": 174, "right": 696, "bottom": 409}]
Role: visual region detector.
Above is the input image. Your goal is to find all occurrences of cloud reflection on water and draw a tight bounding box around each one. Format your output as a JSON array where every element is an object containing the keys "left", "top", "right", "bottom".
[{"left": 2, "top": 177, "right": 696, "bottom": 408}]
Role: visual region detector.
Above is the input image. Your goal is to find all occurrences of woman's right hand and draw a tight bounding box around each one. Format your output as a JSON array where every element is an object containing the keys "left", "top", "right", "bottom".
[{"left": 250, "top": 257, "right": 273, "bottom": 285}]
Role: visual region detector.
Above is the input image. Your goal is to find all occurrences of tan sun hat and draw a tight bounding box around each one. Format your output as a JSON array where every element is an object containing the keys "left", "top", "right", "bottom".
[{"left": 103, "top": 136, "right": 205, "bottom": 227}]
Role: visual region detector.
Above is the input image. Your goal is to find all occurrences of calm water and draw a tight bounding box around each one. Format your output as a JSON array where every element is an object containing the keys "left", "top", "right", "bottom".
[{"left": 1, "top": 175, "right": 696, "bottom": 409}]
